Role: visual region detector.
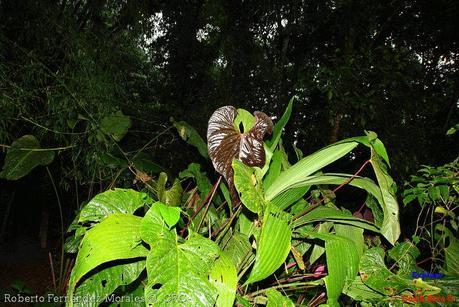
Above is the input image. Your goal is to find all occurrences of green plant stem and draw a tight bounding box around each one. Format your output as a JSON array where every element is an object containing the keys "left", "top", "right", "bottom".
[
  {"left": 212, "top": 203, "right": 242, "bottom": 241},
  {"left": 46, "top": 166, "right": 65, "bottom": 289},
  {"left": 0, "top": 144, "right": 76, "bottom": 151}
]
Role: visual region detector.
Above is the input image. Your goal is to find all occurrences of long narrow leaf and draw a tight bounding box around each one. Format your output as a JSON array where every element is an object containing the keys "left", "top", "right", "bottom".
[
  {"left": 370, "top": 151, "right": 400, "bottom": 244},
  {"left": 303, "top": 231, "right": 360, "bottom": 306},
  {"left": 245, "top": 203, "right": 292, "bottom": 284},
  {"left": 265, "top": 142, "right": 358, "bottom": 200}
]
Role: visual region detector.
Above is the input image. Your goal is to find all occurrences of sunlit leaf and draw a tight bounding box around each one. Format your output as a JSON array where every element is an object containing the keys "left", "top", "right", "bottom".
[
  {"left": 303, "top": 230, "right": 360, "bottom": 306},
  {"left": 67, "top": 214, "right": 148, "bottom": 306},
  {"left": 370, "top": 151, "right": 400, "bottom": 245},
  {"left": 265, "top": 141, "right": 358, "bottom": 200},
  {"left": 266, "top": 288, "right": 295, "bottom": 307},
  {"left": 387, "top": 241, "right": 420, "bottom": 277},
  {"left": 74, "top": 260, "right": 145, "bottom": 306},
  {"left": 359, "top": 247, "right": 413, "bottom": 296},
  {"left": 233, "top": 159, "right": 265, "bottom": 213},
  {"left": 79, "top": 189, "right": 152, "bottom": 224},
  {"left": 0, "top": 135, "right": 54, "bottom": 180},
  {"left": 144, "top": 231, "right": 220, "bottom": 306},
  {"left": 209, "top": 252, "right": 237, "bottom": 307},
  {"left": 245, "top": 203, "right": 292, "bottom": 284},
  {"left": 335, "top": 224, "right": 364, "bottom": 257},
  {"left": 207, "top": 106, "right": 273, "bottom": 200}
]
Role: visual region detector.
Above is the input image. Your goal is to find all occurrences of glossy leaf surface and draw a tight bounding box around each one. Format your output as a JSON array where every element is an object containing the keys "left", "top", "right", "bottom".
[
  {"left": 79, "top": 188, "right": 152, "bottom": 223},
  {"left": 67, "top": 214, "right": 148, "bottom": 306},
  {"left": 207, "top": 106, "right": 273, "bottom": 199}
]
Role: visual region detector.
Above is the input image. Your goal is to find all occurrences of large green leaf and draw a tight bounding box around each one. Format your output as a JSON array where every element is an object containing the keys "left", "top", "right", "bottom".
[
  {"left": 293, "top": 206, "right": 380, "bottom": 233},
  {"left": 266, "top": 288, "right": 295, "bottom": 307},
  {"left": 140, "top": 203, "right": 176, "bottom": 246},
  {"left": 100, "top": 111, "right": 131, "bottom": 141},
  {"left": 141, "top": 205, "right": 221, "bottom": 306},
  {"left": 79, "top": 189, "right": 152, "bottom": 224},
  {"left": 209, "top": 252, "right": 238, "bottom": 307},
  {"left": 73, "top": 260, "right": 145, "bottom": 307},
  {"left": 144, "top": 231, "right": 220, "bottom": 306},
  {"left": 233, "top": 159, "right": 265, "bottom": 213},
  {"left": 265, "top": 141, "right": 358, "bottom": 200},
  {"left": 245, "top": 203, "right": 292, "bottom": 284},
  {"left": 303, "top": 231, "right": 360, "bottom": 306},
  {"left": 0, "top": 135, "right": 54, "bottom": 180},
  {"left": 370, "top": 151, "right": 400, "bottom": 245},
  {"left": 266, "top": 97, "right": 294, "bottom": 151},
  {"left": 335, "top": 224, "right": 364, "bottom": 257},
  {"left": 67, "top": 214, "right": 148, "bottom": 306},
  {"left": 174, "top": 120, "right": 209, "bottom": 159}
]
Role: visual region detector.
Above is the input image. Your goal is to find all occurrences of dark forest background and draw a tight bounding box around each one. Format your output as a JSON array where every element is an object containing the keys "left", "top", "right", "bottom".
[{"left": 0, "top": 0, "right": 458, "bottom": 293}]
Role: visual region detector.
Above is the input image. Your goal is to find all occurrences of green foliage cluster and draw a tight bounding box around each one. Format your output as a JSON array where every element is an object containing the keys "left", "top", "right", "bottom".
[
  {"left": 403, "top": 159, "right": 459, "bottom": 279},
  {"left": 61, "top": 104, "right": 457, "bottom": 306}
]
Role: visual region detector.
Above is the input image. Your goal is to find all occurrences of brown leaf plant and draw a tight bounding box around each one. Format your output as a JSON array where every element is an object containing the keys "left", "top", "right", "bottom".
[{"left": 207, "top": 106, "right": 273, "bottom": 203}]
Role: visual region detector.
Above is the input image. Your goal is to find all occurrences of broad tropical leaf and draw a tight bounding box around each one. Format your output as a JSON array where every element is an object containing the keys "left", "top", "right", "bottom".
[
  {"left": 245, "top": 203, "right": 292, "bottom": 284},
  {"left": 359, "top": 247, "right": 417, "bottom": 296},
  {"left": 74, "top": 260, "right": 145, "bottom": 307},
  {"left": 144, "top": 231, "right": 220, "bottom": 306},
  {"left": 67, "top": 214, "right": 148, "bottom": 306},
  {"left": 79, "top": 189, "right": 152, "bottom": 223},
  {"left": 0, "top": 135, "right": 54, "bottom": 180},
  {"left": 209, "top": 252, "right": 238, "bottom": 307}
]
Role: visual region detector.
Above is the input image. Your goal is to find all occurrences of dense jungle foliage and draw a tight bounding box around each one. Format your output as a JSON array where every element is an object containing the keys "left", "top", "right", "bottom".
[{"left": 0, "top": 0, "right": 458, "bottom": 306}]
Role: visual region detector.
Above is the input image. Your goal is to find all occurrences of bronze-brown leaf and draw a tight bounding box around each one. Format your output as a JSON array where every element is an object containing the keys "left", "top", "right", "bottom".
[{"left": 207, "top": 106, "right": 273, "bottom": 202}]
